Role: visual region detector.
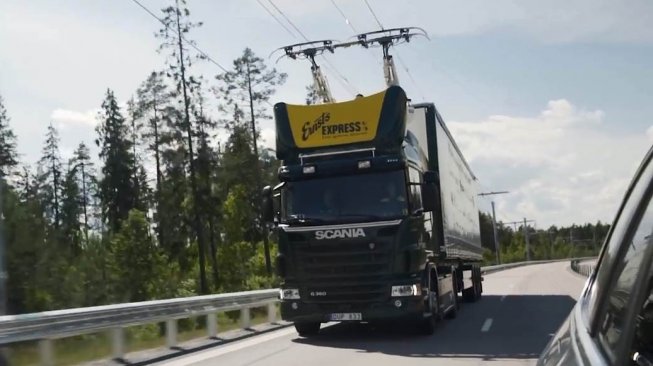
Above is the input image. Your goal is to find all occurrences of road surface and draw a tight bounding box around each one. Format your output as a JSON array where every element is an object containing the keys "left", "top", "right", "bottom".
[{"left": 156, "top": 261, "right": 587, "bottom": 366}]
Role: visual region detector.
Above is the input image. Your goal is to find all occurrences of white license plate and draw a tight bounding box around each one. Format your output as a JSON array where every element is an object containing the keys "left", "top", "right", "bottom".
[{"left": 329, "top": 313, "right": 362, "bottom": 321}]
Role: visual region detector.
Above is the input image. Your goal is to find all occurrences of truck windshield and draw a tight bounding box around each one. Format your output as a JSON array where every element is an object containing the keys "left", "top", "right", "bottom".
[{"left": 282, "top": 170, "right": 409, "bottom": 223}]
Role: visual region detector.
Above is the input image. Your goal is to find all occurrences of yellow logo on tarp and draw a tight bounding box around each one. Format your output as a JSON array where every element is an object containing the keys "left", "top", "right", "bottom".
[{"left": 285, "top": 90, "right": 386, "bottom": 148}]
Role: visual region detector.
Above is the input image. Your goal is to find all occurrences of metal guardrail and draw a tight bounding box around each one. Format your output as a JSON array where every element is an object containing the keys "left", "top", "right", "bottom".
[
  {"left": 482, "top": 256, "right": 596, "bottom": 275},
  {"left": 0, "top": 257, "right": 596, "bottom": 365},
  {"left": 0, "top": 289, "right": 279, "bottom": 365},
  {"left": 570, "top": 258, "right": 596, "bottom": 277}
]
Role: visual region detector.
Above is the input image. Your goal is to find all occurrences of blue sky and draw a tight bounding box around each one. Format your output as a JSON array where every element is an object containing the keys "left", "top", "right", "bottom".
[{"left": 1, "top": 0, "right": 652, "bottom": 226}]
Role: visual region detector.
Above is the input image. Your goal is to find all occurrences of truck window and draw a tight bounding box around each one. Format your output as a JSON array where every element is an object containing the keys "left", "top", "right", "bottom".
[
  {"left": 408, "top": 166, "right": 423, "bottom": 213},
  {"left": 282, "top": 170, "right": 409, "bottom": 223}
]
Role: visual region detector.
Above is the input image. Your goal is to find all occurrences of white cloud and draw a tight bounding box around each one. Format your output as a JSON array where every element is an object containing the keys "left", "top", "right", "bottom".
[
  {"left": 260, "top": 127, "right": 276, "bottom": 151},
  {"left": 51, "top": 108, "right": 98, "bottom": 128},
  {"left": 647, "top": 126, "right": 653, "bottom": 141},
  {"left": 449, "top": 99, "right": 650, "bottom": 227}
]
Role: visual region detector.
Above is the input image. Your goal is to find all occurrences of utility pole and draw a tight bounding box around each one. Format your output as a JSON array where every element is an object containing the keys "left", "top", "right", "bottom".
[
  {"left": 0, "top": 176, "right": 6, "bottom": 316},
  {"left": 504, "top": 218, "right": 535, "bottom": 260},
  {"left": 478, "top": 191, "right": 509, "bottom": 264},
  {"left": 523, "top": 217, "right": 531, "bottom": 261},
  {"left": 548, "top": 229, "right": 554, "bottom": 259}
]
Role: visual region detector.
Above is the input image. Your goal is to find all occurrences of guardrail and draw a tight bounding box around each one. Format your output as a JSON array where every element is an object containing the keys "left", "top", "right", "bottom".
[
  {"left": 482, "top": 256, "right": 596, "bottom": 275},
  {"left": 0, "top": 289, "right": 279, "bottom": 365},
  {"left": 571, "top": 258, "right": 596, "bottom": 277},
  {"left": 0, "top": 257, "right": 596, "bottom": 365}
]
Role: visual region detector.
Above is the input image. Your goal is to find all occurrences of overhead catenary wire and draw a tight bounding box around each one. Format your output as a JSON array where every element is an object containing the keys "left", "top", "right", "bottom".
[
  {"left": 256, "top": 0, "right": 297, "bottom": 39},
  {"left": 363, "top": 0, "right": 384, "bottom": 30},
  {"left": 129, "top": 0, "right": 228, "bottom": 73},
  {"left": 329, "top": 0, "right": 382, "bottom": 68},
  {"left": 265, "top": 0, "right": 359, "bottom": 96}
]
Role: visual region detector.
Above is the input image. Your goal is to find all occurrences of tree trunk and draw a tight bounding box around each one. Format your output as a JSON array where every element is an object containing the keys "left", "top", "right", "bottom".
[
  {"left": 246, "top": 64, "right": 272, "bottom": 275},
  {"left": 81, "top": 162, "right": 89, "bottom": 243},
  {"left": 152, "top": 102, "right": 164, "bottom": 249},
  {"left": 175, "top": 5, "right": 207, "bottom": 294}
]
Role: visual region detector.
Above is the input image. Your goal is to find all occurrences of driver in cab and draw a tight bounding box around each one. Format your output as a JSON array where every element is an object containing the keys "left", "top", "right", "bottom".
[{"left": 379, "top": 181, "right": 406, "bottom": 215}]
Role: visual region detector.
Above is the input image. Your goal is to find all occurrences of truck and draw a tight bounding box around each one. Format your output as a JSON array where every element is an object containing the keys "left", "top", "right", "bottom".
[{"left": 262, "top": 84, "right": 484, "bottom": 336}]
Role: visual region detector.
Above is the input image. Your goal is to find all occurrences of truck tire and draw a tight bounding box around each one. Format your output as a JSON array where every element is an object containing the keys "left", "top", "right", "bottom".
[
  {"left": 463, "top": 267, "right": 481, "bottom": 302},
  {"left": 445, "top": 271, "right": 458, "bottom": 319},
  {"left": 417, "top": 270, "right": 439, "bottom": 335},
  {"left": 295, "top": 322, "right": 320, "bottom": 337}
]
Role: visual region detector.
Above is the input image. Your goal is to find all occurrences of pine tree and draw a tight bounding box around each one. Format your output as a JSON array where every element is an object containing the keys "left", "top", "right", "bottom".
[
  {"left": 305, "top": 84, "right": 320, "bottom": 105},
  {"left": 157, "top": 0, "right": 208, "bottom": 293},
  {"left": 127, "top": 97, "right": 150, "bottom": 213},
  {"left": 0, "top": 95, "right": 18, "bottom": 178},
  {"left": 215, "top": 48, "right": 286, "bottom": 274},
  {"left": 60, "top": 163, "right": 82, "bottom": 255},
  {"left": 108, "top": 209, "right": 169, "bottom": 302},
  {"left": 136, "top": 71, "right": 172, "bottom": 249},
  {"left": 71, "top": 143, "right": 96, "bottom": 243},
  {"left": 95, "top": 89, "right": 138, "bottom": 233},
  {"left": 192, "top": 85, "right": 220, "bottom": 288},
  {"left": 38, "top": 123, "right": 63, "bottom": 229}
]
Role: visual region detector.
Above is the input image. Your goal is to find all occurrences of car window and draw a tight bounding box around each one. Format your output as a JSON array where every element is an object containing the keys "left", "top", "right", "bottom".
[
  {"left": 630, "top": 265, "right": 653, "bottom": 365},
  {"left": 588, "top": 152, "right": 653, "bottom": 323},
  {"left": 598, "top": 192, "right": 653, "bottom": 362}
]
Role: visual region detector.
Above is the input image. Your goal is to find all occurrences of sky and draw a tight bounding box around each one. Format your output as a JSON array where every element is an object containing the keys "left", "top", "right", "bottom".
[{"left": 0, "top": 0, "right": 652, "bottom": 227}]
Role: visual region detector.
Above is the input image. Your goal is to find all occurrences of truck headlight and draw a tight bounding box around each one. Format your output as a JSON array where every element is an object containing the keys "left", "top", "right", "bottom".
[
  {"left": 280, "top": 288, "right": 301, "bottom": 300},
  {"left": 391, "top": 284, "right": 421, "bottom": 297}
]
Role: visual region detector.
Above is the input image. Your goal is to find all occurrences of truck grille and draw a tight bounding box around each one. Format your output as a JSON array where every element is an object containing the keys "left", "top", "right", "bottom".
[{"left": 294, "top": 239, "right": 392, "bottom": 303}]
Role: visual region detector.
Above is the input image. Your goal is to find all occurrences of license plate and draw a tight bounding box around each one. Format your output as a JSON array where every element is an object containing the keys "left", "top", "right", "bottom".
[{"left": 328, "top": 313, "right": 362, "bottom": 321}]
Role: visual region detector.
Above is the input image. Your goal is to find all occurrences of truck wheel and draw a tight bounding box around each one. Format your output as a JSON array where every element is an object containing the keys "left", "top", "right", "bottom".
[
  {"left": 445, "top": 271, "right": 458, "bottom": 319},
  {"left": 475, "top": 267, "right": 483, "bottom": 299},
  {"left": 462, "top": 286, "right": 477, "bottom": 302},
  {"left": 418, "top": 270, "right": 438, "bottom": 335},
  {"left": 463, "top": 267, "right": 481, "bottom": 302},
  {"left": 294, "top": 322, "right": 320, "bottom": 337}
]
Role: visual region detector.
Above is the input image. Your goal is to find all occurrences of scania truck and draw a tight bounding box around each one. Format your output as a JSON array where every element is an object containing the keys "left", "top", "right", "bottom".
[{"left": 262, "top": 84, "right": 484, "bottom": 336}]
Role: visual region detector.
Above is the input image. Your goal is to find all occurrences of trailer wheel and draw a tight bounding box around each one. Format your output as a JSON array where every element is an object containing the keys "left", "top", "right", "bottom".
[
  {"left": 295, "top": 322, "right": 320, "bottom": 337},
  {"left": 462, "top": 266, "right": 482, "bottom": 302}
]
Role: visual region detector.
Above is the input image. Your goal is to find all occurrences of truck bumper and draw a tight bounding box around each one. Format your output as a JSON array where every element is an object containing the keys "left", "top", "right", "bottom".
[{"left": 280, "top": 297, "right": 426, "bottom": 323}]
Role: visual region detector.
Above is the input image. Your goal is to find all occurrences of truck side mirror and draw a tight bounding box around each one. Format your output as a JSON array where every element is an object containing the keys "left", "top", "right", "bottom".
[
  {"left": 262, "top": 185, "right": 273, "bottom": 223},
  {"left": 422, "top": 182, "right": 438, "bottom": 212},
  {"left": 423, "top": 170, "right": 437, "bottom": 184}
]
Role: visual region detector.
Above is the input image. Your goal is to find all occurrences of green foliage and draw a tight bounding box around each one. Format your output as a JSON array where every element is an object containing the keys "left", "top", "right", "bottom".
[
  {"left": 108, "top": 209, "right": 171, "bottom": 302},
  {"left": 96, "top": 88, "right": 138, "bottom": 233},
  {"left": 0, "top": 94, "right": 18, "bottom": 177}
]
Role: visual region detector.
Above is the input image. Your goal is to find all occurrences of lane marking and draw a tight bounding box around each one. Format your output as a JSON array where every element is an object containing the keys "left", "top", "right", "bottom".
[
  {"left": 500, "top": 295, "right": 507, "bottom": 302},
  {"left": 481, "top": 318, "right": 493, "bottom": 332},
  {"left": 157, "top": 326, "right": 298, "bottom": 365}
]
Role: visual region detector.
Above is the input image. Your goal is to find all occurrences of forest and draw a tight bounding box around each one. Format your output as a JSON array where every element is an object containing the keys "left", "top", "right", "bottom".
[{"left": 0, "top": 0, "right": 605, "bottom": 316}]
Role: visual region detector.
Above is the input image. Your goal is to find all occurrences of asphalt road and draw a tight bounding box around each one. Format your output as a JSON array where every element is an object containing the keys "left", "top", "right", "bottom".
[{"left": 157, "top": 261, "right": 587, "bottom": 366}]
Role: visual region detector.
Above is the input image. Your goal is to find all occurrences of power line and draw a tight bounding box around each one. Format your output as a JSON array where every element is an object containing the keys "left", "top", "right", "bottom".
[
  {"left": 266, "top": 0, "right": 310, "bottom": 41},
  {"left": 363, "top": 0, "right": 384, "bottom": 30},
  {"left": 129, "top": 0, "right": 228, "bottom": 73},
  {"left": 256, "top": 0, "right": 297, "bottom": 39},
  {"left": 396, "top": 54, "right": 426, "bottom": 101},
  {"left": 330, "top": 0, "right": 358, "bottom": 33},
  {"left": 266, "top": 0, "right": 359, "bottom": 96}
]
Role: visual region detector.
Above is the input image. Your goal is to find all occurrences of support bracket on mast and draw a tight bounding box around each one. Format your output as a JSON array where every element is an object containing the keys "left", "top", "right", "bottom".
[
  {"left": 334, "top": 27, "right": 429, "bottom": 88},
  {"left": 272, "top": 40, "right": 337, "bottom": 104}
]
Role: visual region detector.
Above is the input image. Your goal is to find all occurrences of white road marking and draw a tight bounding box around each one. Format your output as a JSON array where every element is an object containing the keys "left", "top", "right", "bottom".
[
  {"left": 481, "top": 318, "right": 493, "bottom": 332},
  {"left": 500, "top": 295, "right": 507, "bottom": 302},
  {"left": 156, "top": 326, "right": 298, "bottom": 365}
]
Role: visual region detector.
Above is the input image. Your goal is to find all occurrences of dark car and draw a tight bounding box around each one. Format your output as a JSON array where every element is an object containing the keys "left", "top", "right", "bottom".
[{"left": 538, "top": 145, "right": 653, "bottom": 366}]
